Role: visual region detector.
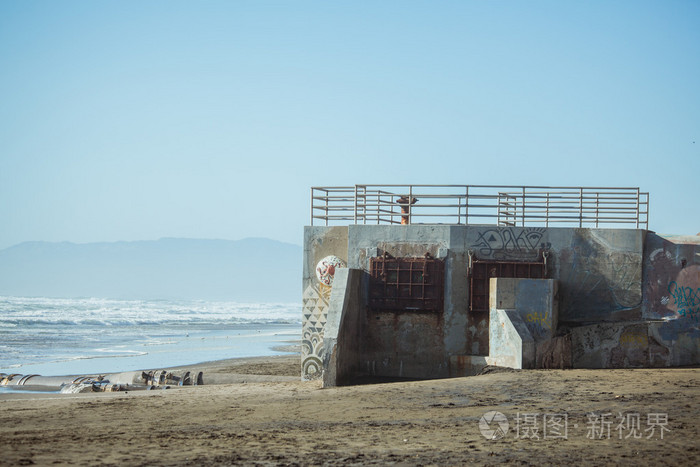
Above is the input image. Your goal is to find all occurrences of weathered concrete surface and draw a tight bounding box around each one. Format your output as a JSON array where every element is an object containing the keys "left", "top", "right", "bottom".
[
  {"left": 304, "top": 226, "right": 697, "bottom": 382},
  {"left": 640, "top": 233, "right": 700, "bottom": 368},
  {"left": 488, "top": 308, "right": 535, "bottom": 369},
  {"left": 563, "top": 233, "right": 700, "bottom": 369},
  {"left": 552, "top": 229, "right": 645, "bottom": 324},
  {"left": 489, "top": 277, "right": 558, "bottom": 342},
  {"left": 301, "top": 226, "right": 349, "bottom": 380},
  {"left": 651, "top": 320, "right": 700, "bottom": 366},
  {"left": 349, "top": 225, "right": 453, "bottom": 379},
  {"left": 448, "top": 355, "right": 488, "bottom": 377},
  {"left": 303, "top": 226, "right": 349, "bottom": 287},
  {"left": 536, "top": 334, "right": 572, "bottom": 369},
  {"left": 487, "top": 278, "right": 557, "bottom": 369},
  {"left": 363, "top": 311, "right": 447, "bottom": 379},
  {"left": 464, "top": 227, "right": 646, "bottom": 348},
  {"left": 642, "top": 232, "right": 700, "bottom": 322},
  {"left": 322, "top": 268, "right": 363, "bottom": 387},
  {"left": 572, "top": 322, "right": 649, "bottom": 368},
  {"left": 569, "top": 319, "right": 700, "bottom": 369}
]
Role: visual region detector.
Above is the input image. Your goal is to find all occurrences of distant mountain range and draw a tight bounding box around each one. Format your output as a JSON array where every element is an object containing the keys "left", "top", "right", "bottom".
[{"left": 0, "top": 238, "right": 302, "bottom": 302}]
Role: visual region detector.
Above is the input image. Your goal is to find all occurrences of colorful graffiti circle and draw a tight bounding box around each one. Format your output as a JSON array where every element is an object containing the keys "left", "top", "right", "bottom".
[{"left": 315, "top": 255, "right": 346, "bottom": 286}]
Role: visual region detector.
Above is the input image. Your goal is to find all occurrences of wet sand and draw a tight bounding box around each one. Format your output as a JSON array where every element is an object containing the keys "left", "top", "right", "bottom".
[{"left": 1, "top": 357, "right": 698, "bottom": 466}]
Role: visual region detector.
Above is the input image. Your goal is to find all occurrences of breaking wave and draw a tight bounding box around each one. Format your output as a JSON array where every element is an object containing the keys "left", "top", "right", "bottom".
[
  {"left": 0, "top": 296, "right": 301, "bottom": 375},
  {"left": 0, "top": 296, "right": 301, "bottom": 327}
]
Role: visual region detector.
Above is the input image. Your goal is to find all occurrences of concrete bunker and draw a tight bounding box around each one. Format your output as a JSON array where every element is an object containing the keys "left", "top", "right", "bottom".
[{"left": 302, "top": 185, "right": 699, "bottom": 386}]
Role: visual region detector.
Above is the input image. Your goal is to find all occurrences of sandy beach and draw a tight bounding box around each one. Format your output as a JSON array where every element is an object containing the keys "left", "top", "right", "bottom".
[{"left": 1, "top": 356, "right": 698, "bottom": 466}]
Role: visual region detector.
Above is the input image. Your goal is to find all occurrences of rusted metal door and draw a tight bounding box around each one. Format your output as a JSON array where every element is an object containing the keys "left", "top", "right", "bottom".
[{"left": 369, "top": 253, "right": 444, "bottom": 312}]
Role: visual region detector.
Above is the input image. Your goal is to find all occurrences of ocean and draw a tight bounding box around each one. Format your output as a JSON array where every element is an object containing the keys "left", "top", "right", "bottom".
[{"left": 0, "top": 296, "right": 301, "bottom": 378}]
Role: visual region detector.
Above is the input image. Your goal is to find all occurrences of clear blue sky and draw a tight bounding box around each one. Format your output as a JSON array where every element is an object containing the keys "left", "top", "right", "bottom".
[{"left": 1, "top": 0, "right": 698, "bottom": 249}]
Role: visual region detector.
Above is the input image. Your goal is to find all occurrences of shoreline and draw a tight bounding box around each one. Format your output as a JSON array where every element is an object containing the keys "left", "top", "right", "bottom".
[
  {"left": 0, "top": 350, "right": 301, "bottom": 398},
  {"left": 0, "top": 322, "right": 301, "bottom": 377}
]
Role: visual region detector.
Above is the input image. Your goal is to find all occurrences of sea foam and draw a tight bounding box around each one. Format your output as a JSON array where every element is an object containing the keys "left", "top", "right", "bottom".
[{"left": 0, "top": 296, "right": 301, "bottom": 376}]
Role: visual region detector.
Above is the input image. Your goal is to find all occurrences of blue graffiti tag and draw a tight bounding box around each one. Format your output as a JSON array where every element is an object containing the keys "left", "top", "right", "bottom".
[{"left": 667, "top": 281, "right": 700, "bottom": 322}]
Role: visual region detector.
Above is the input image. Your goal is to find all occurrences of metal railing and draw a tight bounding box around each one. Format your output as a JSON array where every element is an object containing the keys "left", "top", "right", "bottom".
[{"left": 310, "top": 185, "right": 649, "bottom": 229}]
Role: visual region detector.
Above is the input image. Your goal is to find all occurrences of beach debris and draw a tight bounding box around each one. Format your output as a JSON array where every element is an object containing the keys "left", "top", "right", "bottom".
[
  {"left": 141, "top": 370, "right": 204, "bottom": 387},
  {"left": 2, "top": 370, "right": 204, "bottom": 393},
  {"left": 147, "top": 385, "right": 171, "bottom": 390},
  {"left": 60, "top": 380, "right": 133, "bottom": 393},
  {"left": 0, "top": 374, "right": 22, "bottom": 385}
]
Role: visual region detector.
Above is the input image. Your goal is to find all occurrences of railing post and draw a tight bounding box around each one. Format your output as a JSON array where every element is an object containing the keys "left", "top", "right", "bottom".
[
  {"left": 354, "top": 185, "right": 358, "bottom": 225},
  {"left": 465, "top": 186, "right": 469, "bottom": 225},
  {"left": 522, "top": 186, "right": 526, "bottom": 227},
  {"left": 579, "top": 187, "right": 583, "bottom": 227},
  {"left": 458, "top": 188, "right": 462, "bottom": 224},
  {"left": 310, "top": 187, "right": 314, "bottom": 226},
  {"left": 360, "top": 186, "right": 366, "bottom": 225},
  {"left": 325, "top": 189, "right": 329, "bottom": 226},
  {"left": 546, "top": 192, "right": 549, "bottom": 228},
  {"left": 408, "top": 185, "right": 413, "bottom": 225},
  {"left": 636, "top": 188, "right": 640, "bottom": 228},
  {"left": 645, "top": 193, "right": 649, "bottom": 229},
  {"left": 596, "top": 192, "right": 599, "bottom": 228},
  {"left": 381, "top": 191, "right": 385, "bottom": 225}
]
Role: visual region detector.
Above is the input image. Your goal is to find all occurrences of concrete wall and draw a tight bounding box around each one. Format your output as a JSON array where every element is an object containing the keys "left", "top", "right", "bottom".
[
  {"left": 301, "top": 226, "right": 349, "bottom": 380},
  {"left": 546, "top": 232, "right": 698, "bottom": 369},
  {"left": 570, "top": 309, "right": 700, "bottom": 368},
  {"left": 302, "top": 225, "right": 699, "bottom": 381},
  {"left": 568, "top": 234, "right": 700, "bottom": 369},
  {"left": 322, "top": 268, "right": 363, "bottom": 387},
  {"left": 488, "top": 308, "right": 535, "bottom": 369},
  {"left": 348, "top": 225, "right": 452, "bottom": 379},
  {"left": 548, "top": 229, "right": 645, "bottom": 324},
  {"left": 643, "top": 234, "right": 700, "bottom": 367},
  {"left": 487, "top": 278, "right": 558, "bottom": 369},
  {"left": 489, "top": 278, "right": 558, "bottom": 342},
  {"left": 642, "top": 233, "right": 700, "bottom": 322}
]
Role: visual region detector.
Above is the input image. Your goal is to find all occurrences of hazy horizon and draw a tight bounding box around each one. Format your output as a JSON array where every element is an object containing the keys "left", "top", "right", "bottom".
[{"left": 0, "top": 235, "right": 304, "bottom": 250}]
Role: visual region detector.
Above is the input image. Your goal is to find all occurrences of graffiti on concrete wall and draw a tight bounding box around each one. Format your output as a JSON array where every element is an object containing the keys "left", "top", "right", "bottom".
[
  {"left": 315, "top": 255, "right": 346, "bottom": 286},
  {"left": 471, "top": 227, "right": 548, "bottom": 260},
  {"left": 643, "top": 246, "right": 678, "bottom": 320},
  {"left": 561, "top": 246, "right": 642, "bottom": 312},
  {"left": 558, "top": 229, "right": 643, "bottom": 320},
  {"left": 302, "top": 255, "right": 346, "bottom": 380},
  {"left": 608, "top": 253, "right": 643, "bottom": 309},
  {"left": 525, "top": 311, "right": 551, "bottom": 334},
  {"left": 301, "top": 283, "right": 331, "bottom": 380},
  {"left": 667, "top": 280, "right": 700, "bottom": 322},
  {"left": 642, "top": 235, "right": 700, "bottom": 324},
  {"left": 620, "top": 333, "right": 648, "bottom": 346}
]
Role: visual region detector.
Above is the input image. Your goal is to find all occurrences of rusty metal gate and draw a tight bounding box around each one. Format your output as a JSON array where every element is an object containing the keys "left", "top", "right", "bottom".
[
  {"left": 369, "top": 253, "right": 444, "bottom": 312},
  {"left": 469, "top": 257, "right": 546, "bottom": 312}
]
